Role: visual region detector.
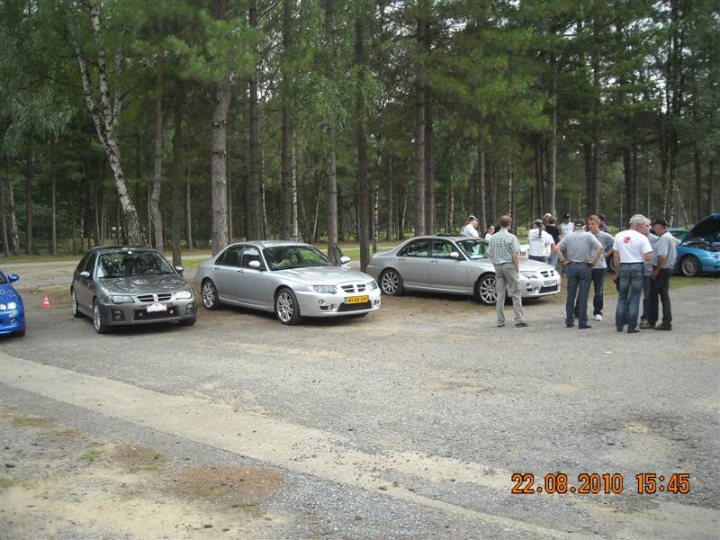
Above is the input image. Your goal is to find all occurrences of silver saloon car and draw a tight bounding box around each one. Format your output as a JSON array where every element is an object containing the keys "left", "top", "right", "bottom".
[
  {"left": 71, "top": 246, "right": 197, "bottom": 333},
  {"left": 366, "top": 236, "right": 561, "bottom": 305},
  {"left": 196, "top": 241, "right": 381, "bottom": 325}
]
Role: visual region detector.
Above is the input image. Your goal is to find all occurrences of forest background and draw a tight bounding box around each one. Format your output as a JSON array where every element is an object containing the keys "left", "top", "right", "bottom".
[{"left": 1, "top": 0, "right": 718, "bottom": 270}]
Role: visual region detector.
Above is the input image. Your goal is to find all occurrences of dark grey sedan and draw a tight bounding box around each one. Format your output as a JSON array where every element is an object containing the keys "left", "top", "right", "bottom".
[{"left": 71, "top": 246, "right": 196, "bottom": 334}]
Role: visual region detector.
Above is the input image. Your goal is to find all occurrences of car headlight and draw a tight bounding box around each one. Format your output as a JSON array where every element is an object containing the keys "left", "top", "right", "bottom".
[
  {"left": 367, "top": 280, "right": 378, "bottom": 291},
  {"left": 520, "top": 272, "right": 538, "bottom": 279},
  {"left": 312, "top": 285, "right": 337, "bottom": 294},
  {"left": 0, "top": 302, "right": 16, "bottom": 310},
  {"left": 111, "top": 295, "right": 134, "bottom": 304},
  {"left": 174, "top": 290, "right": 193, "bottom": 300}
]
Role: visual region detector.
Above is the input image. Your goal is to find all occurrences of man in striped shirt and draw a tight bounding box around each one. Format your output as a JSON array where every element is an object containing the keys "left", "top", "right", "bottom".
[{"left": 487, "top": 215, "right": 527, "bottom": 327}]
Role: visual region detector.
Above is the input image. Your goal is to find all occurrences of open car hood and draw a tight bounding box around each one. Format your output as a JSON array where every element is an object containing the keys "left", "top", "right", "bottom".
[{"left": 681, "top": 213, "right": 720, "bottom": 243}]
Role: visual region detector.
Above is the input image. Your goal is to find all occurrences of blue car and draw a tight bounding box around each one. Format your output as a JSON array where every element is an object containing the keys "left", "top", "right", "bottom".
[
  {"left": 0, "top": 269, "right": 26, "bottom": 337},
  {"left": 675, "top": 213, "right": 720, "bottom": 277}
]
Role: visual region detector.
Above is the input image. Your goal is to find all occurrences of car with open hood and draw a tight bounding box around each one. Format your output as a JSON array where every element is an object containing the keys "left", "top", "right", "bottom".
[
  {"left": 0, "top": 269, "right": 25, "bottom": 337},
  {"left": 196, "top": 241, "right": 381, "bottom": 325},
  {"left": 71, "top": 246, "right": 197, "bottom": 333},
  {"left": 366, "top": 235, "right": 561, "bottom": 305},
  {"left": 674, "top": 213, "right": 720, "bottom": 276}
]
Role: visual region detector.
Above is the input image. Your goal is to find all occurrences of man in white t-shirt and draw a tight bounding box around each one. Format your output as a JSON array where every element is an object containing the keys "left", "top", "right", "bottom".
[
  {"left": 613, "top": 214, "right": 653, "bottom": 333},
  {"left": 460, "top": 215, "right": 480, "bottom": 238},
  {"left": 560, "top": 213, "right": 574, "bottom": 238},
  {"left": 527, "top": 219, "right": 555, "bottom": 263}
]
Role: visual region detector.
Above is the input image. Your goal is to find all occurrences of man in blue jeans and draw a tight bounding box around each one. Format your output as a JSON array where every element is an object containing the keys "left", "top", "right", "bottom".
[
  {"left": 555, "top": 220, "right": 603, "bottom": 329},
  {"left": 612, "top": 215, "right": 654, "bottom": 333},
  {"left": 586, "top": 214, "right": 615, "bottom": 321}
]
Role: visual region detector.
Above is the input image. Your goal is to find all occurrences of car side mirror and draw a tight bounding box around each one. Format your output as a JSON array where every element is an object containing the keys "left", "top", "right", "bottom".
[
  {"left": 450, "top": 252, "right": 460, "bottom": 260},
  {"left": 174, "top": 265, "right": 184, "bottom": 273},
  {"left": 248, "top": 260, "right": 262, "bottom": 270},
  {"left": 339, "top": 255, "right": 351, "bottom": 269},
  {"left": 80, "top": 271, "right": 90, "bottom": 279},
  {"left": 8, "top": 274, "right": 19, "bottom": 283}
]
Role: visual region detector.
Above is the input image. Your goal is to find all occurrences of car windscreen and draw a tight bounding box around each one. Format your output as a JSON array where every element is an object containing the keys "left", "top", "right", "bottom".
[
  {"left": 456, "top": 239, "right": 488, "bottom": 259},
  {"left": 97, "top": 251, "right": 175, "bottom": 278},
  {"left": 0, "top": 272, "right": 6, "bottom": 284},
  {"left": 264, "top": 245, "right": 334, "bottom": 270}
]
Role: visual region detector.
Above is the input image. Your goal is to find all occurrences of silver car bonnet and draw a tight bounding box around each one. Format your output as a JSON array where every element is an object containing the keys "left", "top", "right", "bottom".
[{"left": 273, "top": 266, "right": 372, "bottom": 284}]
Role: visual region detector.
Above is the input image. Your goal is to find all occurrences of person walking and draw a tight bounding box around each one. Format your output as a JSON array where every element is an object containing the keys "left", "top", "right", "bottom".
[
  {"left": 647, "top": 217, "right": 676, "bottom": 330},
  {"left": 555, "top": 219, "right": 603, "bottom": 329},
  {"left": 487, "top": 215, "right": 526, "bottom": 328},
  {"left": 461, "top": 215, "right": 480, "bottom": 238},
  {"left": 527, "top": 219, "right": 555, "bottom": 263},
  {"left": 613, "top": 214, "right": 653, "bottom": 333},
  {"left": 586, "top": 214, "right": 615, "bottom": 321}
]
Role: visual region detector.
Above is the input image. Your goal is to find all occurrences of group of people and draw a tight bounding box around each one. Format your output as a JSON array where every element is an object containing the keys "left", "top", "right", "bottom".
[{"left": 477, "top": 212, "right": 675, "bottom": 333}]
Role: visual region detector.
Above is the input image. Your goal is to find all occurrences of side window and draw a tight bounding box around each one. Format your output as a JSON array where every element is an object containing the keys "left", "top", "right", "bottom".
[
  {"left": 76, "top": 252, "right": 91, "bottom": 273},
  {"left": 398, "top": 240, "right": 429, "bottom": 258},
  {"left": 431, "top": 240, "right": 454, "bottom": 258},
  {"left": 241, "top": 246, "right": 263, "bottom": 269},
  {"left": 220, "top": 246, "right": 244, "bottom": 267},
  {"left": 85, "top": 253, "right": 98, "bottom": 276}
]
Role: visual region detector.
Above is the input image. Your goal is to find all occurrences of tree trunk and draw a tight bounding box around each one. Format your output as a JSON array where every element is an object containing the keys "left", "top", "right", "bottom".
[
  {"left": 355, "top": 8, "right": 370, "bottom": 271},
  {"left": 185, "top": 181, "right": 193, "bottom": 250},
  {"left": 0, "top": 160, "right": 10, "bottom": 257},
  {"left": 50, "top": 143, "right": 57, "bottom": 255},
  {"left": 247, "top": 0, "right": 264, "bottom": 240},
  {"left": 413, "top": 13, "right": 427, "bottom": 236},
  {"left": 171, "top": 98, "right": 184, "bottom": 267},
  {"left": 709, "top": 158, "right": 717, "bottom": 217},
  {"left": 149, "top": 50, "right": 164, "bottom": 252},
  {"left": 279, "top": 0, "right": 294, "bottom": 240},
  {"left": 72, "top": 1, "right": 146, "bottom": 245},
  {"left": 547, "top": 66, "right": 558, "bottom": 217},
  {"left": 211, "top": 75, "right": 231, "bottom": 255},
  {"left": 326, "top": 126, "right": 338, "bottom": 260},
  {"left": 8, "top": 173, "right": 19, "bottom": 254},
  {"left": 478, "top": 124, "right": 486, "bottom": 230},
  {"left": 386, "top": 156, "right": 394, "bottom": 241},
  {"left": 693, "top": 148, "right": 702, "bottom": 222},
  {"left": 424, "top": 83, "right": 434, "bottom": 233},
  {"left": 25, "top": 140, "right": 33, "bottom": 255}
]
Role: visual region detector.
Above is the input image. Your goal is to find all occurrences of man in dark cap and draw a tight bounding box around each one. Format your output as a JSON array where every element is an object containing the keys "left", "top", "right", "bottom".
[{"left": 647, "top": 217, "right": 676, "bottom": 330}]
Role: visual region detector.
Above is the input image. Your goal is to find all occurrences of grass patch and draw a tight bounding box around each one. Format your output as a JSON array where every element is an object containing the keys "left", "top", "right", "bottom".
[
  {"left": 0, "top": 476, "right": 18, "bottom": 489},
  {"left": 54, "top": 428, "right": 81, "bottom": 438},
  {"left": 11, "top": 416, "right": 54, "bottom": 428},
  {"left": 113, "top": 444, "right": 167, "bottom": 472},
  {"left": 79, "top": 448, "right": 103, "bottom": 463}
]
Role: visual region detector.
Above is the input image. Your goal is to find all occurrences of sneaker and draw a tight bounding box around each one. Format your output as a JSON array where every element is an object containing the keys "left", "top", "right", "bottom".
[
  {"left": 654, "top": 323, "right": 672, "bottom": 331},
  {"left": 639, "top": 321, "right": 654, "bottom": 329},
  {"left": 497, "top": 323, "right": 505, "bottom": 327},
  {"left": 515, "top": 322, "right": 528, "bottom": 327},
  {"left": 579, "top": 324, "right": 592, "bottom": 329},
  {"left": 628, "top": 327, "right": 640, "bottom": 334},
  {"left": 594, "top": 314, "right": 602, "bottom": 321}
]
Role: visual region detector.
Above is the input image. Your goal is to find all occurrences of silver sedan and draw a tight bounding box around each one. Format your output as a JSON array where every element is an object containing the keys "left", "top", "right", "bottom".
[
  {"left": 366, "top": 236, "right": 561, "bottom": 305},
  {"left": 196, "top": 241, "right": 381, "bottom": 325}
]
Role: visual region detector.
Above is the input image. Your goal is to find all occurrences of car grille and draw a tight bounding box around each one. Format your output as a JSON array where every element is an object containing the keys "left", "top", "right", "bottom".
[
  {"left": 539, "top": 269, "right": 555, "bottom": 278},
  {"left": 137, "top": 293, "right": 172, "bottom": 303},
  {"left": 340, "top": 283, "right": 367, "bottom": 294},
  {"left": 539, "top": 284, "right": 559, "bottom": 293},
  {"left": 338, "top": 301, "right": 371, "bottom": 312}
]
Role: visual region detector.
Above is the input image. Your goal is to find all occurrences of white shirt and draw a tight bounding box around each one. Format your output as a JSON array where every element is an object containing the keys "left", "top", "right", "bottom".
[
  {"left": 560, "top": 221, "right": 574, "bottom": 237},
  {"left": 613, "top": 229, "right": 653, "bottom": 263},
  {"left": 460, "top": 223, "right": 479, "bottom": 238},
  {"left": 484, "top": 232, "right": 493, "bottom": 241},
  {"left": 527, "top": 229, "right": 554, "bottom": 258}
]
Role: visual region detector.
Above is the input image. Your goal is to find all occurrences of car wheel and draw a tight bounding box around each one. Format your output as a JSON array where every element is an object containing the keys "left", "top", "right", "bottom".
[
  {"left": 71, "top": 288, "right": 82, "bottom": 318},
  {"left": 14, "top": 326, "right": 26, "bottom": 337},
  {"left": 275, "top": 288, "right": 302, "bottom": 325},
  {"left": 379, "top": 269, "right": 404, "bottom": 296},
  {"left": 178, "top": 317, "right": 196, "bottom": 327},
  {"left": 475, "top": 275, "right": 497, "bottom": 305},
  {"left": 92, "top": 300, "right": 109, "bottom": 334},
  {"left": 201, "top": 280, "right": 220, "bottom": 310},
  {"left": 607, "top": 256, "right": 617, "bottom": 273},
  {"left": 680, "top": 255, "right": 700, "bottom": 277}
]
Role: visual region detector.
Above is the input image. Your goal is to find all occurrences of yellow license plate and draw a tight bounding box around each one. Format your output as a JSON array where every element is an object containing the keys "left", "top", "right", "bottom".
[{"left": 346, "top": 295, "right": 369, "bottom": 304}]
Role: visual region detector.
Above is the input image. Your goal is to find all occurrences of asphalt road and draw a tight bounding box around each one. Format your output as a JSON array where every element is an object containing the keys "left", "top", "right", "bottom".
[{"left": 1, "top": 262, "right": 719, "bottom": 539}]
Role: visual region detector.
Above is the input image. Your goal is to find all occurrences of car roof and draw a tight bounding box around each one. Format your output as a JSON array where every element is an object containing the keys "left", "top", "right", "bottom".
[
  {"left": 84, "top": 245, "right": 160, "bottom": 255},
  {"left": 224, "top": 240, "right": 313, "bottom": 249},
  {"left": 402, "top": 235, "right": 485, "bottom": 242}
]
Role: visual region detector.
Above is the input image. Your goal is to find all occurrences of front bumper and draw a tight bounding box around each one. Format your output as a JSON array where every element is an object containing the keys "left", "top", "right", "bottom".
[
  {"left": 519, "top": 275, "right": 562, "bottom": 298},
  {"left": 97, "top": 300, "right": 196, "bottom": 326},
  {"left": 0, "top": 309, "right": 25, "bottom": 335},
  {"left": 295, "top": 288, "right": 382, "bottom": 317}
]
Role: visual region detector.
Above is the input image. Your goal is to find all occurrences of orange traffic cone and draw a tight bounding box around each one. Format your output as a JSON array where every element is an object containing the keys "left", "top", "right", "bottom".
[{"left": 42, "top": 296, "right": 50, "bottom": 308}]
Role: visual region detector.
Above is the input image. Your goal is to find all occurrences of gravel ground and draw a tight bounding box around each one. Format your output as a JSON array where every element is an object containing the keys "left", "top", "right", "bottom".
[{"left": 1, "top": 262, "right": 718, "bottom": 539}]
